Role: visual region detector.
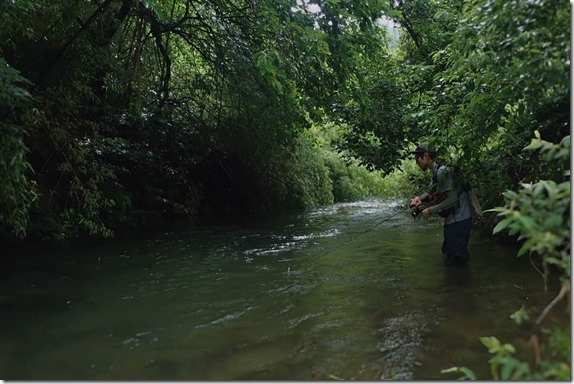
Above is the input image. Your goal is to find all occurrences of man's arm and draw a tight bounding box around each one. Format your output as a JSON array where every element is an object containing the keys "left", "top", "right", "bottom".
[
  {"left": 411, "top": 190, "right": 431, "bottom": 207},
  {"left": 428, "top": 189, "right": 458, "bottom": 215}
]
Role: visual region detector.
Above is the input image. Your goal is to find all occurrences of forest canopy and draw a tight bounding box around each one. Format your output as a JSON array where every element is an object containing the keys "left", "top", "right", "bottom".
[{"left": 0, "top": 0, "right": 569, "bottom": 242}]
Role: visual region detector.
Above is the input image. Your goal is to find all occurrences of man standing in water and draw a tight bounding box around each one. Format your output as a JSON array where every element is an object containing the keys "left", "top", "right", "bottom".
[{"left": 409, "top": 143, "right": 473, "bottom": 265}]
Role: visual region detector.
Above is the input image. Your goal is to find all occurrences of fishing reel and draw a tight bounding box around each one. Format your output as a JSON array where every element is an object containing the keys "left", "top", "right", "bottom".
[{"left": 410, "top": 204, "right": 423, "bottom": 218}]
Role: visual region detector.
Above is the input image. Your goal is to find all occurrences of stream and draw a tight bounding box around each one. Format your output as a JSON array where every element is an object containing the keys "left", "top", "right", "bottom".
[{"left": 0, "top": 198, "right": 567, "bottom": 380}]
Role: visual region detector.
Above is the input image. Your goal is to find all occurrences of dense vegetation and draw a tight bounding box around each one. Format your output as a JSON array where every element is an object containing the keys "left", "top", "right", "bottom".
[{"left": 0, "top": 0, "right": 569, "bottom": 379}]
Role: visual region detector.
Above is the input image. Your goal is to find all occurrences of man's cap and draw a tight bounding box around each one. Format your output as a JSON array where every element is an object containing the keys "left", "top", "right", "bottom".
[{"left": 410, "top": 142, "right": 436, "bottom": 155}]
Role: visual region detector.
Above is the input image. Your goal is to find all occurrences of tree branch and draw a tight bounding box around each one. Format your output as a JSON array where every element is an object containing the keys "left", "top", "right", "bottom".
[
  {"left": 38, "top": 0, "right": 115, "bottom": 84},
  {"left": 535, "top": 280, "right": 570, "bottom": 325}
]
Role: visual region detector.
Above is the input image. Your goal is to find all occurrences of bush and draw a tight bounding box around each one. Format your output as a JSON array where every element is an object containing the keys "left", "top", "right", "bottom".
[{"left": 443, "top": 132, "right": 570, "bottom": 380}]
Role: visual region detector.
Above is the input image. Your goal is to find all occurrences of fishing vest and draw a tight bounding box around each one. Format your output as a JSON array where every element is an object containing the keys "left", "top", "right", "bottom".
[{"left": 431, "top": 161, "right": 473, "bottom": 223}]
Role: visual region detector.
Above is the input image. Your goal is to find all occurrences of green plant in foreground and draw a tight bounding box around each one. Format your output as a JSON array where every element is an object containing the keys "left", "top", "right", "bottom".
[
  {"left": 442, "top": 132, "right": 570, "bottom": 380},
  {"left": 443, "top": 331, "right": 570, "bottom": 380}
]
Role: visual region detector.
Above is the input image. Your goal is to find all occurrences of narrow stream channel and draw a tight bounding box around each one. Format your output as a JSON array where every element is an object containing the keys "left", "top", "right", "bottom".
[{"left": 0, "top": 198, "right": 567, "bottom": 380}]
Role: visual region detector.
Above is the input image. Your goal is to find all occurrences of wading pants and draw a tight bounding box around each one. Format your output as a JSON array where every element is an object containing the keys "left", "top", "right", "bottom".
[{"left": 442, "top": 217, "right": 472, "bottom": 263}]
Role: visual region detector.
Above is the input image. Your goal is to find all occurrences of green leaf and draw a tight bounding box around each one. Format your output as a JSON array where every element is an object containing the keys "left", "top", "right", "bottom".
[
  {"left": 492, "top": 217, "right": 513, "bottom": 234},
  {"left": 457, "top": 367, "right": 477, "bottom": 380},
  {"left": 440, "top": 366, "right": 477, "bottom": 380},
  {"left": 517, "top": 238, "right": 535, "bottom": 257},
  {"left": 480, "top": 336, "right": 500, "bottom": 351},
  {"left": 516, "top": 215, "right": 536, "bottom": 231},
  {"left": 500, "top": 359, "right": 517, "bottom": 380},
  {"left": 509, "top": 305, "right": 530, "bottom": 324}
]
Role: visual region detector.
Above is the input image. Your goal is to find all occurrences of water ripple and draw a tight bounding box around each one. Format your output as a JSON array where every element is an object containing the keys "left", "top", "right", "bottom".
[{"left": 194, "top": 306, "right": 256, "bottom": 329}]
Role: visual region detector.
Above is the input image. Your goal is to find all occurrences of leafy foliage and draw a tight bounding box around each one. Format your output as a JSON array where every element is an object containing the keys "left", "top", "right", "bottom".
[
  {"left": 444, "top": 331, "right": 571, "bottom": 380},
  {"left": 430, "top": 0, "right": 567, "bottom": 208},
  {"left": 443, "top": 133, "right": 570, "bottom": 380},
  {"left": 0, "top": 57, "right": 37, "bottom": 238},
  {"left": 489, "top": 132, "right": 570, "bottom": 282},
  {"left": 0, "top": 0, "right": 397, "bottom": 240}
]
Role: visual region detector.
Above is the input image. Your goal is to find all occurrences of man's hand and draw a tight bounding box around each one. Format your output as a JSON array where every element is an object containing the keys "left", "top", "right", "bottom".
[
  {"left": 422, "top": 208, "right": 431, "bottom": 218},
  {"left": 410, "top": 196, "right": 422, "bottom": 207}
]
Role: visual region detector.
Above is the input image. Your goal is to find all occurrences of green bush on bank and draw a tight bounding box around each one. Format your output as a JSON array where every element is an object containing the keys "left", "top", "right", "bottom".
[
  {"left": 269, "top": 136, "right": 388, "bottom": 209},
  {"left": 0, "top": 57, "right": 37, "bottom": 239},
  {"left": 443, "top": 133, "right": 570, "bottom": 380},
  {"left": 307, "top": 121, "right": 425, "bottom": 204}
]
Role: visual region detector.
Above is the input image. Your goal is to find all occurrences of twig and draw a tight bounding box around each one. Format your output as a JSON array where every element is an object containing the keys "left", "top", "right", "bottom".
[
  {"left": 535, "top": 280, "right": 570, "bottom": 325},
  {"left": 529, "top": 334, "right": 540, "bottom": 365}
]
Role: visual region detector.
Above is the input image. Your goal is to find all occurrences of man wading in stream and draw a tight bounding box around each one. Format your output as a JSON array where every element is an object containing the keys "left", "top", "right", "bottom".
[{"left": 409, "top": 143, "right": 473, "bottom": 266}]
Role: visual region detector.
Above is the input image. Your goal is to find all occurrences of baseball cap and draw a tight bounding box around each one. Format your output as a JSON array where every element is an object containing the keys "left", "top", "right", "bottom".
[{"left": 410, "top": 142, "right": 436, "bottom": 156}]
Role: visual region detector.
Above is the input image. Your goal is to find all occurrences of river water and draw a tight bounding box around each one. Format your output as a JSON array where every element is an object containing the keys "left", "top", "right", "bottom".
[{"left": 0, "top": 198, "right": 567, "bottom": 380}]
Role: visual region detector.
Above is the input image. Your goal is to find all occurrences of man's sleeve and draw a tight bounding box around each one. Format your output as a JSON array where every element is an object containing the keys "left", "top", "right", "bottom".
[
  {"left": 428, "top": 189, "right": 458, "bottom": 214},
  {"left": 428, "top": 167, "right": 458, "bottom": 214}
]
